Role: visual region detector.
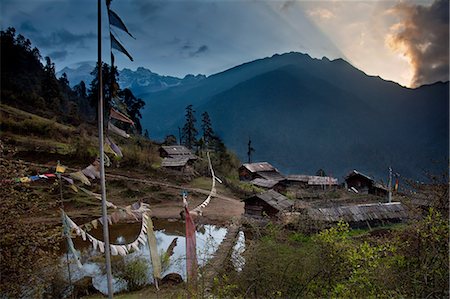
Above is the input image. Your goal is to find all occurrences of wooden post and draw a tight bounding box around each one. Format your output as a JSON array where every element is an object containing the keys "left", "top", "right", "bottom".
[
  {"left": 98, "top": 0, "right": 114, "bottom": 297},
  {"left": 388, "top": 167, "right": 392, "bottom": 203}
]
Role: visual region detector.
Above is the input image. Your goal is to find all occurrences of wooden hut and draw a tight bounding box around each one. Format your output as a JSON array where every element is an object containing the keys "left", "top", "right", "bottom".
[
  {"left": 159, "top": 145, "right": 197, "bottom": 171},
  {"left": 243, "top": 189, "right": 293, "bottom": 218},
  {"left": 239, "top": 162, "right": 284, "bottom": 181},
  {"left": 285, "top": 174, "right": 338, "bottom": 190},
  {"left": 345, "top": 170, "right": 388, "bottom": 196}
]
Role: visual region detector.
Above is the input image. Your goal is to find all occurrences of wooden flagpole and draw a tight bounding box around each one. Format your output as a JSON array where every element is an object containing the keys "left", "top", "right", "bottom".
[{"left": 98, "top": 0, "right": 114, "bottom": 297}]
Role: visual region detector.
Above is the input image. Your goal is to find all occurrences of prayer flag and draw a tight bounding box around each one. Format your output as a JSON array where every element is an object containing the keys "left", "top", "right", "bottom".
[
  {"left": 108, "top": 9, "right": 135, "bottom": 38},
  {"left": 19, "top": 177, "right": 31, "bottom": 183},
  {"left": 110, "top": 33, "right": 133, "bottom": 61},
  {"left": 145, "top": 214, "right": 162, "bottom": 282},
  {"left": 185, "top": 204, "right": 198, "bottom": 292},
  {"left": 56, "top": 164, "right": 66, "bottom": 174},
  {"left": 70, "top": 171, "right": 91, "bottom": 186},
  {"left": 108, "top": 122, "right": 130, "bottom": 138},
  {"left": 110, "top": 108, "right": 135, "bottom": 126},
  {"left": 106, "top": 137, "right": 123, "bottom": 158}
]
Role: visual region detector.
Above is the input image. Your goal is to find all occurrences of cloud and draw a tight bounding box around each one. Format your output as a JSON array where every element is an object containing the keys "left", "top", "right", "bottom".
[
  {"left": 48, "top": 50, "right": 68, "bottom": 60},
  {"left": 190, "top": 45, "right": 208, "bottom": 57},
  {"left": 386, "top": 0, "right": 449, "bottom": 87},
  {"left": 19, "top": 20, "right": 38, "bottom": 32},
  {"left": 179, "top": 42, "right": 209, "bottom": 57},
  {"left": 33, "top": 29, "right": 95, "bottom": 49},
  {"left": 307, "top": 8, "right": 335, "bottom": 20}
]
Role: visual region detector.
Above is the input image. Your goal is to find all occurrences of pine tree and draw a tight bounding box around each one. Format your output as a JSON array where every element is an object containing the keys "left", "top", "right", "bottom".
[
  {"left": 181, "top": 104, "right": 198, "bottom": 149},
  {"left": 88, "top": 62, "right": 119, "bottom": 119},
  {"left": 201, "top": 111, "right": 214, "bottom": 147}
]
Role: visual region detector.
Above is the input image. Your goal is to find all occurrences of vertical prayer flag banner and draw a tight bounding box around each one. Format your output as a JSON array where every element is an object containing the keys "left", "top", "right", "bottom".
[
  {"left": 145, "top": 214, "right": 162, "bottom": 286},
  {"left": 110, "top": 33, "right": 133, "bottom": 61},
  {"left": 108, "top": 9, "right": 135, "bottom": 38},
  {"left": 185, "top": 204, "right": 198, "bottom": 294}
]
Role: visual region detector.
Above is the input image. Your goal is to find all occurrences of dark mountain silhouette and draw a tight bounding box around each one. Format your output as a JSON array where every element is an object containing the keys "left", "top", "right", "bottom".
[{"left": 140, "top": 52, "right": 448, "bottom": 180}]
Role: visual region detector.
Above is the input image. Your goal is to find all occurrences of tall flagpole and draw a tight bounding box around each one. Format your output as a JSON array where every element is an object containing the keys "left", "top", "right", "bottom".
[{"left": 98, "top": 0, "right": 114, "bottom": 297}]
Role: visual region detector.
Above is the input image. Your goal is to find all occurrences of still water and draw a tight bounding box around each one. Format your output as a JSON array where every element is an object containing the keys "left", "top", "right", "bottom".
[{"left": 63, "top": 218, "right": 228, "bottom": 294}]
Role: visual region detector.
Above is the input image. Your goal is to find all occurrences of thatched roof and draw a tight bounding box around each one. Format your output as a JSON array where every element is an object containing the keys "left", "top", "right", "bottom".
[
  {"left": 241, "top": 162, "right": 277, "bottom": 173},
  {"left": 307, "top": 202, "right": 408, "bottom": 222},
  {"left": 245, "top": 189, "right": 293, "bottom": 211}
]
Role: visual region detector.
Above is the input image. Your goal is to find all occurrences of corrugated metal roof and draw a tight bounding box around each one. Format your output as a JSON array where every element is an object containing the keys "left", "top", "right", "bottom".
[
  {"left": 241, "top": 162, "right": 277, "bottom": 173},
  {"left": 307, "top": 202, "right": 408, "bottom": 222},
  {"left": 247, "top": 189, "right": 293, "bottom": 211}
]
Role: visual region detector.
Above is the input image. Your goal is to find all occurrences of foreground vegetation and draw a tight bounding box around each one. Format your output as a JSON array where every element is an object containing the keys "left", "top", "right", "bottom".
[{"left": 213, "top": 208, "right": 448, "bottom": 298}]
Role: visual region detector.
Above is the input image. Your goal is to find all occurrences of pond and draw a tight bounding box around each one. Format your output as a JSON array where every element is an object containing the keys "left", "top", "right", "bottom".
[{"left": 62, "top": 218, "right": 228, "bottom": 294}]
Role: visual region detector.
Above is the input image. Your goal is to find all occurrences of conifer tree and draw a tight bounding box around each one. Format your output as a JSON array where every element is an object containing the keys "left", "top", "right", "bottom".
[
  {"left": 181, "top": 104, "right": 198, "bottom": 149},
  {"left": 201, "top": 111, "right": 214, "bottom": 146}
]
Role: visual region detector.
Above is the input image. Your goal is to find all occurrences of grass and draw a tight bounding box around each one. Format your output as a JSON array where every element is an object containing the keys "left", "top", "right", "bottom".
[{"left": 81, "top": 284, "right": 186, "bottom": 299}]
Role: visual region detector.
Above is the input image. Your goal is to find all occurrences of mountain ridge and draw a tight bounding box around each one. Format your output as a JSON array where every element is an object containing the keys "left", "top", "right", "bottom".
[{"left": 138, "top": 52, "right": 448, "bottom": 181}]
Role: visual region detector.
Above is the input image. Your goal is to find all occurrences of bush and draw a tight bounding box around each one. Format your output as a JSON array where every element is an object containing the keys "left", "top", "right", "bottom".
[{"left": 114, "top": 257, "right": 149, "bottom": 291}]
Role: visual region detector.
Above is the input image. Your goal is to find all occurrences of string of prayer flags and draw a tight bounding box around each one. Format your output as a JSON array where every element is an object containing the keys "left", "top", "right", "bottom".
[
  {"left": 192, "top": 152, "right": 217, "bottom": 216},
  {"left": 77, "top": 202, "right": 150, "bottom": 233},
  {"left": 78, "top": 186, "right": 117, "bottom": 209},
  {"left": 63, "top": 210, "right": 154, "bottom": 257},
  {"left": 110, "top": 108, "right": 134, "bottom": 126},
  {"left": 108, "top": 122, "right": 130, "bottom": 138}
]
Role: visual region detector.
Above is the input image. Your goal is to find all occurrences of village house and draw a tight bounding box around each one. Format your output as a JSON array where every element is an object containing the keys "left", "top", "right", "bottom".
[
  {"left": 238, "top": 162, "right": 284, "bottom": 181},
  {"left": 345, "top": 170, "right": 388, "bottom": 197},
  {"left": 243, "top": 189, "right": 293, "bottom": 219},
  {"left": 159, "top": 145, "right": 197, "bottom": 171}
]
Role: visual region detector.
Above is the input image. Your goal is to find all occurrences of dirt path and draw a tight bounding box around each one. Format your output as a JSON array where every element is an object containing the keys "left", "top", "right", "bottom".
[
  {"left": 2, "top": 158, "right": 244, "bottom": 225},
  {"left": 106, "top": 173, "right": 244, "bottom": 225}
]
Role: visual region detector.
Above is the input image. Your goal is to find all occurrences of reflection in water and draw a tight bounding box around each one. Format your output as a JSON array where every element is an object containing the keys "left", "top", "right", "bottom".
[{"left": 64, "top": 219, "right": 227, "bottom": 294}]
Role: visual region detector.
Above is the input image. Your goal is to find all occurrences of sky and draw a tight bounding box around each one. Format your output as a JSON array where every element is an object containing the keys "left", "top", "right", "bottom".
[{"left": 1, "top": 0, "right": 448, "bottom": 88}]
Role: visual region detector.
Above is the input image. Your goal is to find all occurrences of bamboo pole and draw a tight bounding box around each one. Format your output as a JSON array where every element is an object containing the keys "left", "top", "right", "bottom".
[{"left": 98, "top": 0, "right": 114, "bottom": 297}]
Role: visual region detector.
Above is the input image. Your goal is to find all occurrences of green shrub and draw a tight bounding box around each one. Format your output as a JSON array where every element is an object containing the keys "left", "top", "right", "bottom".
[{"left": 114, "top": 257, "right": 149, "bottom": 291}]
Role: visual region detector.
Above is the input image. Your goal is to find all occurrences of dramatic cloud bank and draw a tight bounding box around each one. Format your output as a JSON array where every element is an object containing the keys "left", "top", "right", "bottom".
[{"left": 386, "top": 0, "right": 449, "bottom": 87}]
